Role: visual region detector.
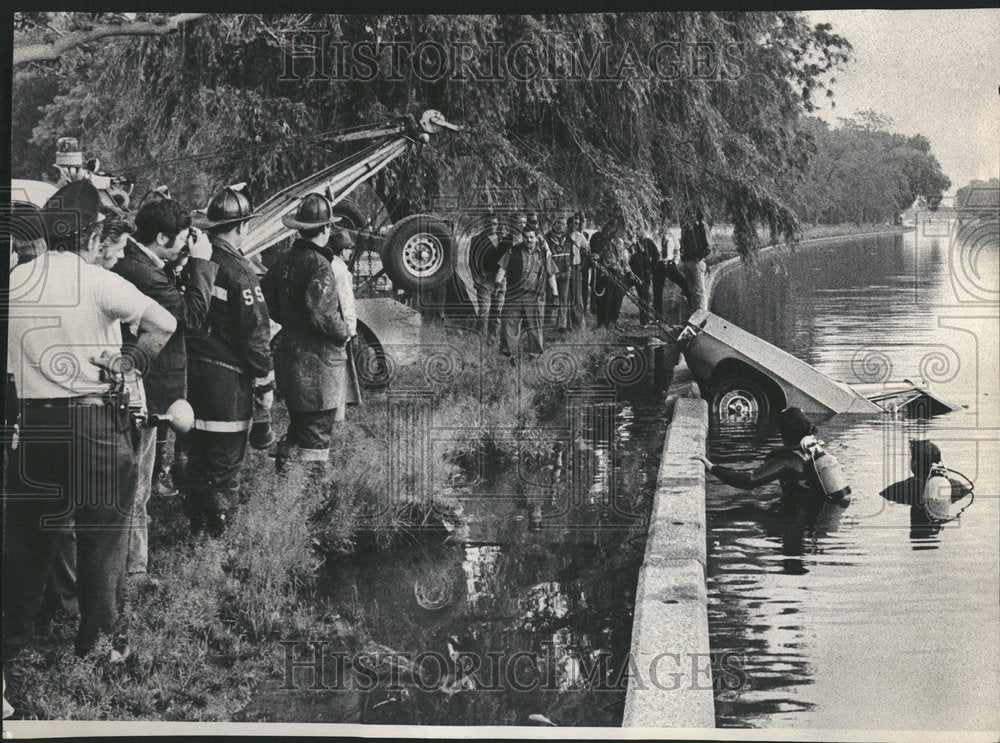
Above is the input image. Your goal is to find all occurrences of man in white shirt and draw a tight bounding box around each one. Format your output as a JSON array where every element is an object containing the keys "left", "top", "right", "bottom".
[{"left": 4, "top": 181, "right": 176, "bottom": 661}]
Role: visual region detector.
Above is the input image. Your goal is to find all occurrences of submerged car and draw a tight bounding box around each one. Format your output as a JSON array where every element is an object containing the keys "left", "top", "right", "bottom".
[{"left": 676, "top": 310, "right": 959, "bottom": 423}]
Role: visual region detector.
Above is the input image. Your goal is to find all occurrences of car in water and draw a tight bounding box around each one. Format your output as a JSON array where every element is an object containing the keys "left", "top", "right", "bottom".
[{"left": 676, "top": 310, "right": 957, "bottom": 423}]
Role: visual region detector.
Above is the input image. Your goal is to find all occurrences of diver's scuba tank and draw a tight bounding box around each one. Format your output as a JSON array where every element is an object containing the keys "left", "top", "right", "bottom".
[
  {"left": 800, "top": 435, "right": 852, "bottom": 501},
  {"left": 921, "top": 463, "right": 953, "bottom": 522}
]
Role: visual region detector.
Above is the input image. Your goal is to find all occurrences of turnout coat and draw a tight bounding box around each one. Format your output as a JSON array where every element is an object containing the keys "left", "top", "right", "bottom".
[
  {"left": 185, "top": 236, "right": 272, "bottom": 429},
  {"left": 261, "top": 238, "right": 351, "bottom": 412}
]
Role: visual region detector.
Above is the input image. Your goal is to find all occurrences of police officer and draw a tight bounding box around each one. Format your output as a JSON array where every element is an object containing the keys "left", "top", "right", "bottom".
[
  {"left": 185, "top": 186, "right": 273, "bottom": 536},
  {"left": 261, "top": 194, "right": 351, "bottom": 479}
]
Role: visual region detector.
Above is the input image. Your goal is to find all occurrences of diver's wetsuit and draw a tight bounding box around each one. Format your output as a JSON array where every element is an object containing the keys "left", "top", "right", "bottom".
[{"left": 711, "top": 448, "right": 834, "bottom": 500}]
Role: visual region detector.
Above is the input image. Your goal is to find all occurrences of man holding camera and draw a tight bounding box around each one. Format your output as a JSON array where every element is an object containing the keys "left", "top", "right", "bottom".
[
  {"left": 184, "top": 186, "right": 272, "bottom": 536},
  {"left": 112, "top": 198, "right": 217, "bottom": 575}
]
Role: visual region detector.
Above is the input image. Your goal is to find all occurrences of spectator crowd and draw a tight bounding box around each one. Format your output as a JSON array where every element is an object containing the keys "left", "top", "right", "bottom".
[{"left": 2, "top": 144, "right": 713, "bottom": 714}]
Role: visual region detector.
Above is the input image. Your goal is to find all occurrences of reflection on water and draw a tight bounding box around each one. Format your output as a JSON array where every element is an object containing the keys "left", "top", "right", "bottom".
[
  {"left": 708, "top": 229, "right": 1000, "bottom": 730},
  {"left": 255, "top": 345, "right": 675, "bottom": 726}
]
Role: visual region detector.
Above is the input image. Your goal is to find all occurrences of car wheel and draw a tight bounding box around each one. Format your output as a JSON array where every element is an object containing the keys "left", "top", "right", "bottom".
[
  {"left": 709, "top": 376, "right": 773, "bottom": 425},
  {"left": 381, "top": 214, "right": 456, "bottom": 292},
  {"left": 331, "top": 199, "right": 368, "bottom": 231},
  {"left": 354, "top": 326, "right": 395, "bottom": 390}
]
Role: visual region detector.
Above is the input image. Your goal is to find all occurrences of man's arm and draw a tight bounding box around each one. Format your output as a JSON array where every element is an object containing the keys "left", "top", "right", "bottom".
[
  {"left": 177, "top": 228, "right": 218, "bottom": 331},
  {"left": 130, "top": 302, "right": 177, "bottom": 376},
  {"left": 305, "top": 268, "right": 351, "bottom": 344},
  {"left": 697, "top": 454, "right": 792, "bottom": 491},
  {"left": 178, "top": 257, "right": 218, "bottom": 331}
]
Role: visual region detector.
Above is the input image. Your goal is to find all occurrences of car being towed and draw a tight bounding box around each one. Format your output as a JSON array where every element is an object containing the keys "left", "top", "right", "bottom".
[{"left": 676, "top": 309, "right": 959, "bottom": 423}]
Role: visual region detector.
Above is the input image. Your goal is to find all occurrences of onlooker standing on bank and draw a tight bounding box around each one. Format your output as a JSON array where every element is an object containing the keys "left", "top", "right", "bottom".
[
  {"left": 496, "top": 226, "right": 558, "bottom": 363},
  {"left": 185, "top": 186, "right": 272, "bottom": 536},
  {"left": 677, "top": 210, "right": 711, "bottom": 315},
  {"left": 652, "top": 228, "right": 673, "bottom": 320},
  {"left": 113, "top": 198, "right": 218, "bottom": 576},
  {"left": 5, "top": 181, "right": 176, "bottom": 660},
  {"left": 565, "top": 215, "right": 589, "bottom": 330},
  {"left": 262, "top": 194, "right": 351, "bottom": 476},
  {"left": 629, "top": 232, "right": 658, "bottom": 326},
  {"left": 327, "top": 228, "right": 361, "bottom": 421}
]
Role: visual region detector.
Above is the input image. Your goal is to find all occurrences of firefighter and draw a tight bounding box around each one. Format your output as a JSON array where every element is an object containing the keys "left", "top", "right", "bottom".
[
  {"left": 184, "top": 186, "right": 273, "bottom": 536},
  {"left": 261, "top": 194, "right": 352, "bottom": 479}
]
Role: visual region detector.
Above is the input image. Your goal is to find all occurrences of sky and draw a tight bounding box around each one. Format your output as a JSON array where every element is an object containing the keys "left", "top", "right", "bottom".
[{"left": 803, "top": 9, "right": 999, "bottom": 193}]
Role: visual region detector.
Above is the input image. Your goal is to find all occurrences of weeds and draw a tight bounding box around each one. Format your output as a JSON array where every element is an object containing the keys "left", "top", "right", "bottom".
[{"left": 5, "top": 320, "right": 639, "bottom": 721}]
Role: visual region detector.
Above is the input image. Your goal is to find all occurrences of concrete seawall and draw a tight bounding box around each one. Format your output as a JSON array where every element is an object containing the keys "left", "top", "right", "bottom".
[
  {"left": 624, "top": 227, "right": 906, "bottom": 728},
  {"left": 622, "top": 379, "right": 713, "bottom": 727},
  {"left": 708, "top": 227, "right": 908, "bottom": 294}
]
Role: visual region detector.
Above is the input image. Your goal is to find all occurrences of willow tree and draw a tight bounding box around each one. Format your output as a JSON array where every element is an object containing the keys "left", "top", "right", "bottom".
[{"left": 17, "top": 11, "right": 851, "bottom": 256}]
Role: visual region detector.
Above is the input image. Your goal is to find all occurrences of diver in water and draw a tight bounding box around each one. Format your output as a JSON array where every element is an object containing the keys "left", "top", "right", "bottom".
[
  {"left": 695, "top": 407, "right": 851, "bottom": 505},
  {"left": 880, "top": 439, "right": 974, "bottom": 537}
]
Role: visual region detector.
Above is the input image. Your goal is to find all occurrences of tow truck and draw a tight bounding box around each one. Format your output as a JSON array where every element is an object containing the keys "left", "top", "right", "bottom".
[{"left": 11, "top": 109, "right": 464, "bottom": 390}]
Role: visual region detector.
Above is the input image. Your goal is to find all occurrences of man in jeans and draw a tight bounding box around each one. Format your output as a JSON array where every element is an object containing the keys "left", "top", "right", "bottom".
[
  {"left": 112, "top": 197, "right": 217, "bottom": 580},
  {"left": 4, "top": 181, "right": 176, "bottom": 660}
]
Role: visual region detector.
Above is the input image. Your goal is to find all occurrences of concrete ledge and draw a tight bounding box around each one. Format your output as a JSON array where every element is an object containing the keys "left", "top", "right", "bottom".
[{"left": 624, "top": 397, "right": 714, "bottom": 728}]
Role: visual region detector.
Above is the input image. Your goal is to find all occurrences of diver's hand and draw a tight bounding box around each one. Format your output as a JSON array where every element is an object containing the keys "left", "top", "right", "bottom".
[{"left": 694, "top": 454, "right": 714, "bottom": 471}]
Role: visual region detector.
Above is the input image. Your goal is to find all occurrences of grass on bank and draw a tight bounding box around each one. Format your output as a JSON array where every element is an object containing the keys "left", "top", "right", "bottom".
[{"left": 5, "top": 321, "right": 632, "bottom": 721}]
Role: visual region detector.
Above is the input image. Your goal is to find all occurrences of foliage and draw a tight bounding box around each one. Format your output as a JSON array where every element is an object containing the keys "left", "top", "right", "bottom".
[
  {"left": 789, "top": 112, "right": 951, "bottom": 224},
  {"left": 13, "top": 11, "right": 856, "bottom": 256}
]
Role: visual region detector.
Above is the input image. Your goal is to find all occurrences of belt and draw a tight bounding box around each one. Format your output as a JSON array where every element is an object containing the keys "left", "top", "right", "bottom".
[
  {"left": 22, "top": 394, "right": 115, "bottom": 409},
  {"left": 188, "top": 356, "right": 247, "bottom": 376}
]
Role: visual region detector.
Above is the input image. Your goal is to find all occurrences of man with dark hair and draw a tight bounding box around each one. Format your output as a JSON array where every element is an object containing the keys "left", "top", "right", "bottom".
[
  {"left": 184, "top": 186, "right": 272, "bottom": 535},
  {"left": 261, "top": 194, "right": 351, "bottom": 476},
  {"left": 469, "top": 214, "right": 502, "bottom": 339},
  {"left": 113, "top": 197, "right": 217, "bottom": 575},
  {"left": 495, "top": 226, "right": 558, "bottom": 363},
  {"left": 5, "top": 180, "right": 176, "bottom": 661}
]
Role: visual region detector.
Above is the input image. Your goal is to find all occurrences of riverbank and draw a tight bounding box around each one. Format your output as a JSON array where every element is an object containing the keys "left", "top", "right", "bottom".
[{"left": 3, "top": 323, "right": 640, "bottom": 723}]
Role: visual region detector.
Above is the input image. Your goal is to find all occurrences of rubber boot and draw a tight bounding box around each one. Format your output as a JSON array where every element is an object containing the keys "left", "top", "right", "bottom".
[
  {"left": 274, "top": 437, "right": 294, "bottom": 474},
  {"left": 171, "top": 451, "right": 189, "bottom": 497},
  {"left": 204, "top": 488, "right": 230, "bottom": 538},
  {"left": 182, "top": 487, "right": 205, "bottom": 536}
]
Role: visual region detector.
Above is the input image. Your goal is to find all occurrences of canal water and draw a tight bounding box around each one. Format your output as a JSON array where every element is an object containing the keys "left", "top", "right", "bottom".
[
  {"left": 248, "top": 345, "right": 677, "bottom": 726},
  {"left": 707, "top": 227, "right": 1000, "bottom": 730}
]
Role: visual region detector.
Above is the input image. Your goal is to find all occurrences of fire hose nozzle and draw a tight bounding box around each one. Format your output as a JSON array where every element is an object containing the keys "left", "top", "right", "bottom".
[{"left": 149, "top": 399, "right": 195, "bottom": 434}]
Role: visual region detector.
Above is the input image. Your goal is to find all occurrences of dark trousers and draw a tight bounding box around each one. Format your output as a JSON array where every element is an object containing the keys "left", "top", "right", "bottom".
[
  {"left": 3, "top": 400, "right": 136, "bottom": 659},
  {"left": 499, "top": 293, "right": 544, "bottom": 359},
  {"left": 595, "top": 278, "right": 625, "bottom": 328},
  {"left": 580, "top": 262, "right": 591, "bottom": 311},
  {"left": 184, "top": 429, "right": 249, "bottom": 522},
  {"left": 636, "top": 276, "right": 653, "bottom": 325},
  {"left": 652, "top": 265, "right": 667, "bottom": 319},
  {"left": 283, "top": 409, "right": 335, "bottom": 461}
]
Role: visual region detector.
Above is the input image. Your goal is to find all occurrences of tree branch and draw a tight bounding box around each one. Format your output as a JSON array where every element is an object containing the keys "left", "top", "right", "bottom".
[{"left": 13, "top": 13, "right": 209, "bottom": 65}]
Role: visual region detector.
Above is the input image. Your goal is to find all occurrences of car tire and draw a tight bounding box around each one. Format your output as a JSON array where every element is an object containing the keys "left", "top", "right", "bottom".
[
  {"left": 354, "top": 325, "right": 395, "bottom": 391},
  {"left": 381, "top": 214, "right": 456, "bottom": 292},
  {"left": 708, "top": 375, "right": 774, "bottom": 425},
  {"left": 331, "top": 199, "right": 368, "bottom": 231}
]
